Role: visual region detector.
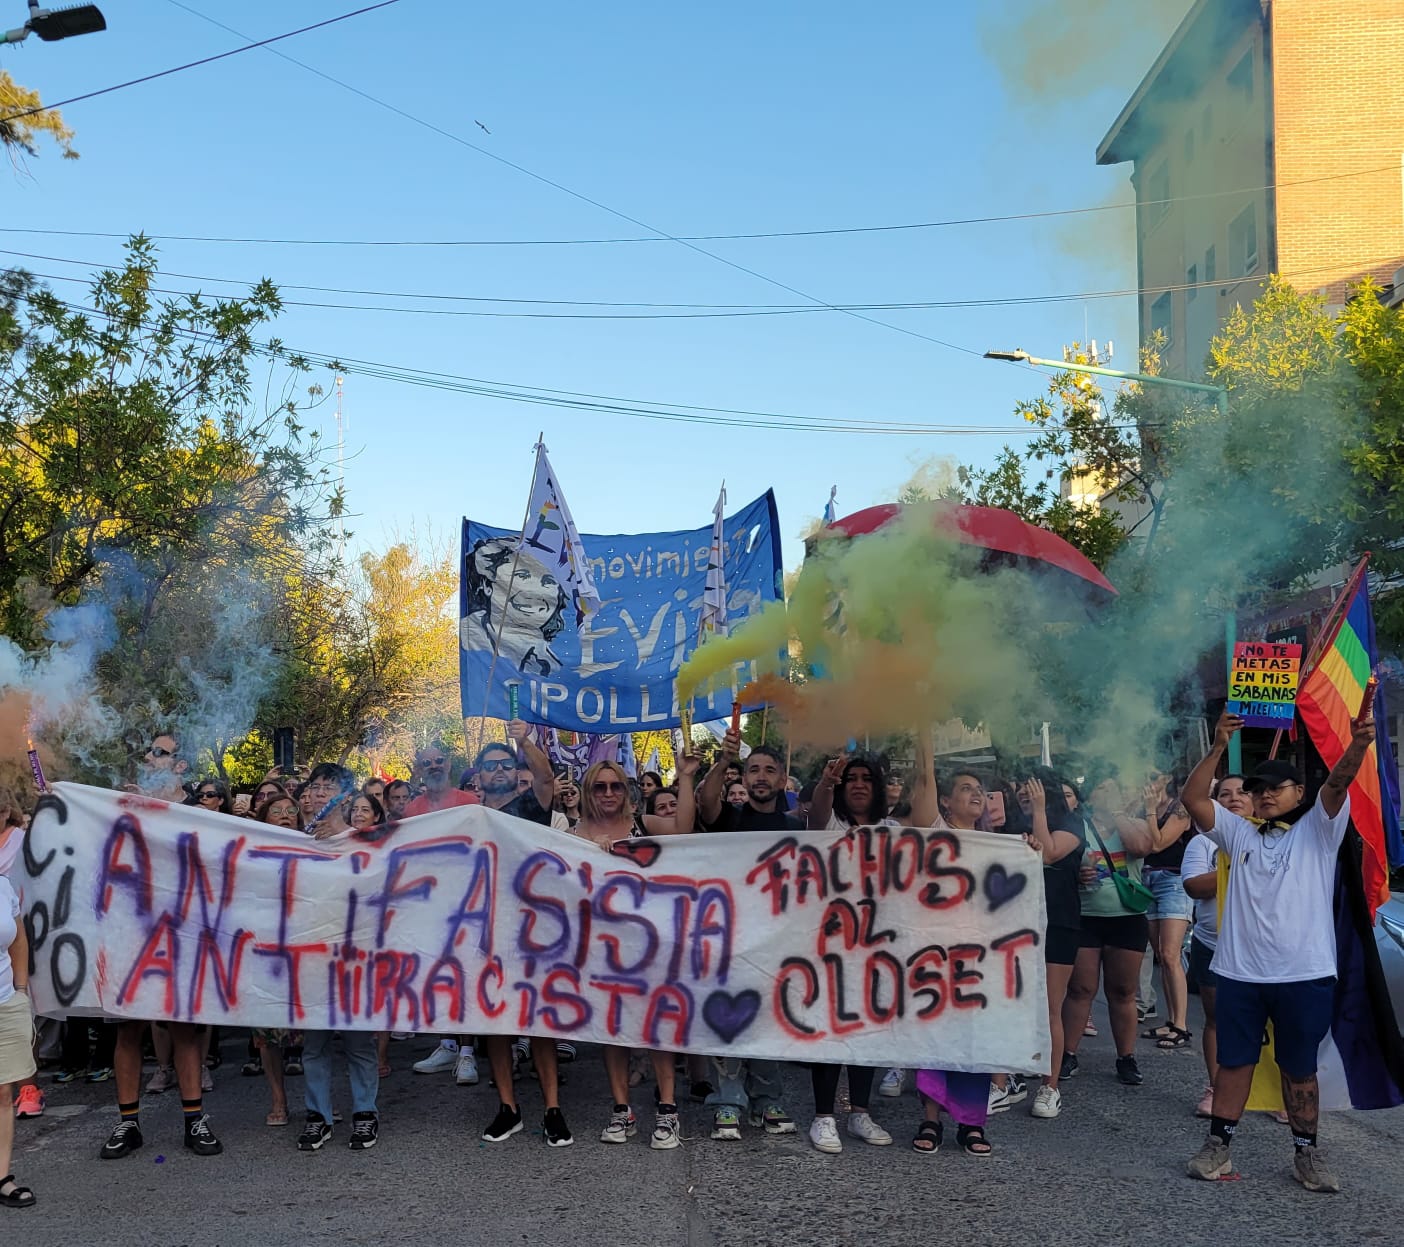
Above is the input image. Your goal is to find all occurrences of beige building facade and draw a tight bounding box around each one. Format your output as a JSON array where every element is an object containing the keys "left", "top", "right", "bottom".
[{"left": 1098, "top": 0, "right": 1404, "bottom": 379}]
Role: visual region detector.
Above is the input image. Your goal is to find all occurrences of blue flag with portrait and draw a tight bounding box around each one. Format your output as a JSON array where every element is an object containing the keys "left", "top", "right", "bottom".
[{"left": 460, "top": 490, "right": 782, "bottom": 731}]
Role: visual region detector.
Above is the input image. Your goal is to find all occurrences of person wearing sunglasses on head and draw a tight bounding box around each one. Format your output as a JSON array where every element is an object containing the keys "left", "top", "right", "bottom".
[{"left": 402, "top": 743, "right": 480, "bottom": 818}]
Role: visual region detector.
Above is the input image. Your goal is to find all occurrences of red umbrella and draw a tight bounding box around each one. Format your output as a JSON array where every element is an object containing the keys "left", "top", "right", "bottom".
[{"left": 822, "top": 501, "right": 1117, "bottom": 598}]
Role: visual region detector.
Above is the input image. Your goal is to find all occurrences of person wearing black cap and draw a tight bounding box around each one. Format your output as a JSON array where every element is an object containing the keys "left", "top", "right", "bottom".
[{"left": 1180, "top": 706, "right": 1376, "bottom": 1192}]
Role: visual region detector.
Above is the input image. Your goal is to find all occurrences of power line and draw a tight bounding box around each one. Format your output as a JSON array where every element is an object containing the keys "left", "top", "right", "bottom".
[
  {"left": 36, "top": 294, "right": 1063, "bottom": 438},
  {"left": 155, "top": 0, "right": 981, "bottom": 360},
  {"left": 8, "top": 246, "right": 1397, "bottom": 320},
  {"left": 0, "top": 2, "right": 404, "bottom": 123},
  {"left": 1, "top": 163, "right": 1392, "bottom": 249}
]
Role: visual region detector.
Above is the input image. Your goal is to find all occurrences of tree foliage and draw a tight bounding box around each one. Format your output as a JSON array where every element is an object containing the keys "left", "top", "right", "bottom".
[{"left": 0, "top": 71, "right": 77, "bottom": 161}]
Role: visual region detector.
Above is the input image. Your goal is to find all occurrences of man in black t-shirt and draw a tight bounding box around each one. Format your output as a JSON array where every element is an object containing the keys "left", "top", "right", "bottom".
[
  {"left": 691, "top": 726, "right": 800, "bottom": 1139},
  {"left": 474, "top": 722, "right": 576, "bottom": 1148},
  {"left": 696, "top": 729, "right": 803, "bottom": 833}
]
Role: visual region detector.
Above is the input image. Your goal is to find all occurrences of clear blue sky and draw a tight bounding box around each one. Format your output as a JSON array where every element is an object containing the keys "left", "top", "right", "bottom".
[{"left": 2, "top": 0, "right": 1188, "bottom": 571}]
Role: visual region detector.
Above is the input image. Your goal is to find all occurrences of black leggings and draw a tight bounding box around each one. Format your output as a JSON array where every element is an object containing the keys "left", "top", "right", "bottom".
[{"left": 810, "top": 1064, "right": 877, "bottom": 1116}]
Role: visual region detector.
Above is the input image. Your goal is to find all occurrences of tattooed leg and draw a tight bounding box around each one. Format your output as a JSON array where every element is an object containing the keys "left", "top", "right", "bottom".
[{"left": 1281, "top": 1073, "right": 1319, "bottom": 1142}]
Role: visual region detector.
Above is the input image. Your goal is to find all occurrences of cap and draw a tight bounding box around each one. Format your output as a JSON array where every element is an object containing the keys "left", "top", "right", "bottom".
[{"left": 1243, "top": 759, "right": 1303, "bottom": 792}]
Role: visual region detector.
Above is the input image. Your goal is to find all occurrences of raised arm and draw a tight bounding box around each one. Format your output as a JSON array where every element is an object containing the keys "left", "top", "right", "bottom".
[
  {"left": 644, "top": 751, "right": 700, "bottom": 836},
  {"left": 1020, "top": 778, "right": 1082, "bottom": 862},
  {"left": 906, "top": 728, "right": 939, "bottom": 828},
  {"left": 1321, "top": 707, "right": 1375, "bottom": 818},
  {"left": 696, "top": 726, "right": 740, "bottom": 825},
  {"left": 807, "top": 754, "right": 845, "bottom": 830},
  {"left": 508, "top": 719, "right": 556, "bottom": 810},
  {"left": 1182, "top": 711, "right": 1241, "bottom": 834}
]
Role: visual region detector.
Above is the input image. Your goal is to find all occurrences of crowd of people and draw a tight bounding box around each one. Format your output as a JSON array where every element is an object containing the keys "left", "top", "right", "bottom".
[{"left": 0, "top": 699, "right": 1379, "bottom": 1208}]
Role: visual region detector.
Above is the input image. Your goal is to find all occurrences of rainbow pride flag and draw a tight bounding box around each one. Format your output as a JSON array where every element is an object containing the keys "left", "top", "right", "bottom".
[{"left": 1296, "top": 565, "right": 1402, "bottom": 918}]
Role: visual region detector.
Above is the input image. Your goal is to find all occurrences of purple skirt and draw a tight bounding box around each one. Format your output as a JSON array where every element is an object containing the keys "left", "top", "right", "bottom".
[{"left": 915, "top": 1069, "right": 991, "bottom": 1127}]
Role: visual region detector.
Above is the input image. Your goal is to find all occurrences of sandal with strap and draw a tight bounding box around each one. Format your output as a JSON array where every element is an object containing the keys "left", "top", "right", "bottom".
[
  {"left": 0, "top": 1174, "right": 36, "bottom": 1209},
  {"left": 911, "top": 1120, "right": 943, "bottom": 1154},
  {"left": 957, "top": 1125, "right": 994, "bottom": 1157},
  {"left": 1141, "top": 1024, "right": 1176, "bottom": 1040},
  {"left": 1157, "top": 1025, "right": 1193, "bottom": 1050}
]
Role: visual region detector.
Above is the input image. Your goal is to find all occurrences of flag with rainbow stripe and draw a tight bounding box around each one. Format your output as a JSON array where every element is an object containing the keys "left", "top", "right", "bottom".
[{"left": 1296, "top": 560, "right": 1403, "bottom": 918}]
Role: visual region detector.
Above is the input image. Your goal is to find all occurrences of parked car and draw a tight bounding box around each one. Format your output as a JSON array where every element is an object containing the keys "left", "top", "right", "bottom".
[{"left": 1374, "top": 892, "right": 1404, "bottom": 1032}]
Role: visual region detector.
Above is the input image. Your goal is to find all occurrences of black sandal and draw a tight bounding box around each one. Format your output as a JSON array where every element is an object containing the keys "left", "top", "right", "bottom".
[
  {"left": 911, "top": 1120, "right": 943, "bottom": 1154},
  {"left": 957, "top": 1125, "right": 994, "bottom": 1157},
  {"left": 1156, "top": 1025, "right": 1193, "bottom": 1050},
  {"left": 0, "top": 1175, "right": 35, "bottom": 1209}
]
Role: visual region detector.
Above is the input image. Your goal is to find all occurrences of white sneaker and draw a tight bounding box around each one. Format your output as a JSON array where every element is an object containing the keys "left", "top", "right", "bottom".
[
  {"left": 847, "top": 1111, "right": 892, "bottom": 1145},
  {"left": 988, "top": 1082, "right": 1013, "bottom": 1114},
  {"left": 651, "top": 1110, "right": 681, "bottom": 1150},
  {"left": 878, "top": 1068, "right": 905, "bottom": 1098},
  {"left": 808, "top": 1114, "right": 843, "bottom": 1154},
  {"left": 1031, "top": 1085, "right": 1062, "bottom": 1119},
  {"left": 454, "top": 1049, "right": 479, "bottom": 1086},
  {"left": 600, "top": 1107, "right": 636, "bottom": 1144},
  {"left": 412, "top": 1044, "right": 458, "bottom": 1075}
]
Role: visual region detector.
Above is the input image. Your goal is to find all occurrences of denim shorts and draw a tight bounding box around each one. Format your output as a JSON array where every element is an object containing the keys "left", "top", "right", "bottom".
[
  {"left": 1215, "top": 975, "right": 1335, "bottom": 1076},
  {"left": 1143, "top": 868, "right": 1194, "bottom": 922}
]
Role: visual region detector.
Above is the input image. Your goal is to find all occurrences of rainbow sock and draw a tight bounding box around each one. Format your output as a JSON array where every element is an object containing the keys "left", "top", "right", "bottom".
[{"left": 181, "top": 1098, "right": 203, "bottom": 1126}]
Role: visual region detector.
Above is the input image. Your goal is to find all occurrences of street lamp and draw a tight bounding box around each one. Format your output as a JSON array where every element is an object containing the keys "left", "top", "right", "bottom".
[
  {"left": 984, "top": 347, "right": 1240, "bottom": 770},
  {"left": 3, "top": 1, "right": 105, "bottom": 45}
]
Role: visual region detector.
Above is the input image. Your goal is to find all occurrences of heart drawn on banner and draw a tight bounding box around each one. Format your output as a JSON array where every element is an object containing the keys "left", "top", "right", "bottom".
[
  {"left": 983, "top": 863, "right": 1027, "bottom": 911},
  {"left": 703, "top": 989, "right": 761, "bottom": 1044},
  {"left": 609, "top": 838, "right": 661, "bottom": 868}
]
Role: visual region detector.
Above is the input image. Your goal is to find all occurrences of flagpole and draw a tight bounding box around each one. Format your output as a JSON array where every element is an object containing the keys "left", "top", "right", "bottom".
[
  {"left": 476, "top": 434, "right": 545, "bottom": 758},
  {"left": 1267, "top": 554, "right": 1371, "bottom": 761}
]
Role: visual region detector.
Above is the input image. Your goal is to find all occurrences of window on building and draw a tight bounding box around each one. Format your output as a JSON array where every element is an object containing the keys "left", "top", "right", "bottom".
[
  {"left": 1205, "top": 245, "right": 1217, "bottom": 283},
  {"left": 1228, "top": 50, "right": 1253, "bottom": 105},
  {"left": 1187, "top": 263, "right": 1198, "bottom": 303},
  {"left": 1145, "top": 160, "right": 1170, "bottom": 225},
  {"left": 1184, "top": 128, "right": 1195, "bottom": 166},
  {"left": 1150, "top": 291, "right": 1173, "bottom": 347},
  {"left": 1229, "top": 205, "right": 1258, "bottom": 277}
]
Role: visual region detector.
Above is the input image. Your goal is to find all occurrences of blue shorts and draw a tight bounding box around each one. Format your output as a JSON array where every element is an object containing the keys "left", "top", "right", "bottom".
[
  {"left": 1143, "top": 868, "right": 1194, "bottom": 922},
  {"left": 1215, "top": 975, "right": 1335, "bottom": 1077}
]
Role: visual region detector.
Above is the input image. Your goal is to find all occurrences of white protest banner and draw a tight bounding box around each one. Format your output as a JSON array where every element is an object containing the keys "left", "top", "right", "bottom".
[{"left": 17, "top": 784, "right": 1050, "bottom": 1073}]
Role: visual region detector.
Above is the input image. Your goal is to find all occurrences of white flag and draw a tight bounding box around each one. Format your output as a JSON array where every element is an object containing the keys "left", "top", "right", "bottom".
[
  {"left": 822, "top": 485, "right": 838, "bottom": 525},
  {"left": 523, "top": 443, "right": 601, "bottom": 624},
  {"left": 699, "top": 482, "right": 728, "bottom": 639},
  {"left": 644, "top": 746, "right": 661, "bottom": 776}
]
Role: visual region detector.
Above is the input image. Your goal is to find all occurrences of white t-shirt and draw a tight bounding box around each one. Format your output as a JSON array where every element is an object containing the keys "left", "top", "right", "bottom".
[
  {"left": 0, "top": 875, "right": 19, "bottom": 1004},
  {"left": 1180, "top": 832, "right": 1219, "bottom": 950},
  {"left": 1203, "top": 794, "right": 1350, "bottom": 983},
  {"left": 0, "top": 825, "right": 21, "bottom": 877}
]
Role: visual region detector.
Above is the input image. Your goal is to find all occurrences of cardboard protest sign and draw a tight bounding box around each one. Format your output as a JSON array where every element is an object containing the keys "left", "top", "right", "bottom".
[
  {"left": 17, "top": 784, "right": 1051, "bottom": 1074},
  {"left": 1227, "top": 640, "right": 1303, "bottom": 729}
]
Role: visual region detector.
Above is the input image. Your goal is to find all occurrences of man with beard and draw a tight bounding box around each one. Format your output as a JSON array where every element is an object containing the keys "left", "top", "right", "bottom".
[
  {"left": 403, "top": 743, "right": 480, "bottom": 818},
  {"left": 1182, "top": 708, "right": 1376, "bottom": 1192},
  {"left": 693, "top": 730, "right": 800, "bottom": 1140}
]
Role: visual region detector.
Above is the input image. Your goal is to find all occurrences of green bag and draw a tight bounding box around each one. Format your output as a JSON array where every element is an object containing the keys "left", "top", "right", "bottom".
[{"left": 1086, "top": 821, "right": 1155, "bottom": 915}]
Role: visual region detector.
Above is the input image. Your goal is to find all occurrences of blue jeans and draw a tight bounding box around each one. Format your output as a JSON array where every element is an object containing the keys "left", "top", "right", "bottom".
[
  {"left": 705, "top": 1058, "right": 785, "bottom": 1114},
  {"left": 302, "top": 1030, "right": 378, "bottom": 1120}
]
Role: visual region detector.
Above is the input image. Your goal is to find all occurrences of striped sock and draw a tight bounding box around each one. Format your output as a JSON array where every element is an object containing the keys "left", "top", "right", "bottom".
[
  {"left": 118, "top": 1100, "right": 140, "bottom": 1123},
  {"left": 181, "top": 1097, "right": 203, "bottom": 1126}
]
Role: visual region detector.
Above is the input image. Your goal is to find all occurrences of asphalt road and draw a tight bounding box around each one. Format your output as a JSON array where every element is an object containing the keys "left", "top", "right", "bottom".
[{"left": 9, "top": 1002, "right": 1404, "bottom": 1247}]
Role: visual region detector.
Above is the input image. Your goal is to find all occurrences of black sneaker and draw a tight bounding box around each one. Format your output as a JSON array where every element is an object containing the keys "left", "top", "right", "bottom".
[
  {"left": 543, "top": 1106, "right": 574, "bottom": 1148},
  {"left": 1116, "top": 1055, "right": 1143, "bottom": 1086},
  {"left": 348, "top": 1112, "right": 379, "bottom": 1151},
  {"left": 297, "top": 1113, "right": 332, "bottom": 1151},
  {"left": 183, "top": 1113, "right": 224, "bottom": 1156},
  {"left": 99, "top": 1119, "right": 144, "bottom": 1160},
  {"left": 481, "top": 1103, "right": 523, "bottom": 1143},
  {"left": 1059, "top": 1052, "right": 1079, "bottom": 1081}
]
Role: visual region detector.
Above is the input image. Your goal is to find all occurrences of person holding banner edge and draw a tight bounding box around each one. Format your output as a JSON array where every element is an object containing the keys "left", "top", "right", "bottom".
[{"left": 1182, "top": 703, "right": 1376, "bottom": 1192}]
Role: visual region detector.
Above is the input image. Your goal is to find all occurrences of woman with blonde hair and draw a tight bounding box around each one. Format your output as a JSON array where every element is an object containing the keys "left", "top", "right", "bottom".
[{"left": 571, "top": 756, "right": 694, "bottom": 1150}]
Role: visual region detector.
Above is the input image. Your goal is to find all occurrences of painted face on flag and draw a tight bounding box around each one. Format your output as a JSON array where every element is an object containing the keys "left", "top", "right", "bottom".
[{"left": 461, "top": 537, "right": 569, "bottom": 677}]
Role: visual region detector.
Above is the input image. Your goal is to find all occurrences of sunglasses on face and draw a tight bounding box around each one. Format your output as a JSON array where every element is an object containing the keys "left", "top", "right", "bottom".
[
  {"left": 198, "top": 791, "right": 220, "bottom": 801},
  {"left": 479, "top": 759, "right": 515, "bottom": 772},
  {"left": 147, "top": 746, "right": 174, "bottom": 758},
  {"left": 422, "top": 757, "right": 447, "bottom": 767},
  {"left": 592, "top": 781, "right": 627, "bottom": 795}
]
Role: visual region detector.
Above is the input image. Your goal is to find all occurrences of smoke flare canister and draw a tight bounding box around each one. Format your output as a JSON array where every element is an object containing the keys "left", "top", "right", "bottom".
[
  {"left": 730, "top": 702, "right": 742, "bottom": 735},
  {"left": 26, "top": 740, "right": 46, "bottom": 793},
  {"left": 1360, "top": 675, "right": 1379, "bottom": 720},
  {"left": 507, "top": 682, "right": 521, "bottom": 721}
]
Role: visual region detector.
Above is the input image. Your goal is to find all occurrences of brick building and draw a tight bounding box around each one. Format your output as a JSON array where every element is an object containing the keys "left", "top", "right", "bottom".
[{"left": 1097, "top": 0, "right": 1404, "bottom": 379}]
